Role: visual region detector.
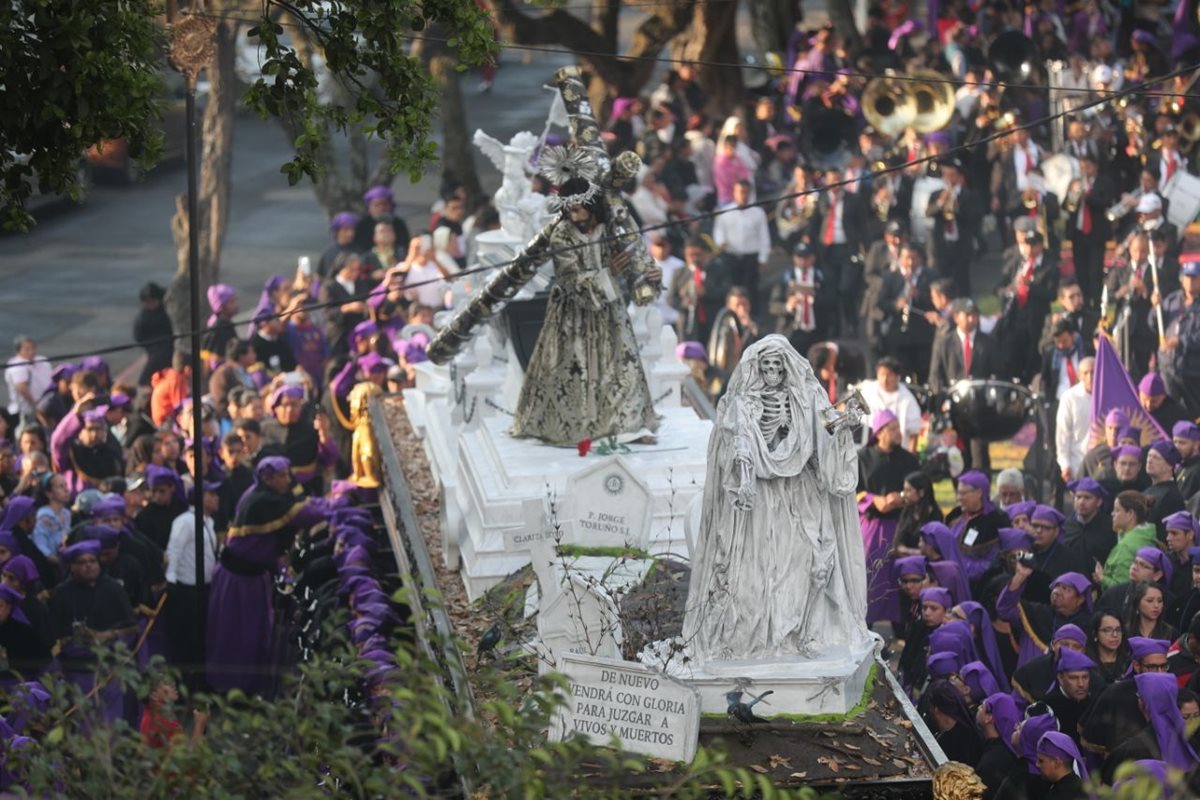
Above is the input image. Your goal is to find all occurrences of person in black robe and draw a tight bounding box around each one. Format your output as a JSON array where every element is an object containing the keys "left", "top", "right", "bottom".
[
  {"left": 134, "top": 466, "right": 187, "bottom": 551},
  {"left": 319, "top": 253, "right": 374, "bottom": 357},
  {"left": 318, "top": 213, "right": 359, "bottom": 279},
  {"left": 1144, "top": 441, "right": 1186, "bottom": 539},
  {"left": 0, "top": 498, "right": 57, "bottom": 594},
  {"left": 249, "top": 316, "right": 298, "bottom": 378},
  {"left": 975, "top": 693, "right": 1020, "bottom": 797},
  {"left": 1036, "top": 732, "right": 1089, "bottom": 800},
  {"left": 132, "top": 282, "right": 175, "bottom": 386},
  {"left": 858, "top": 410, "right": 922, "bottom": 625},
  {"left": 260, "top": 386, "right": 336, "bottom": 496},
  {"left": 922, "top": 679, "right": 983, "bottom": 766},
  {"left": 353, "top": 186, "right": 411, "bottom": 255},
  {"left": 1062, "top": 478, "right": 1115, "bottom": 569},
  {"left": 900, "top": 587, "right": 951, "bottom": 693},
  {"left": 1044, "top": 648, "right": 1101, "bottom": 744},
  {"left": 90, "top": 495, "right": 166, "bottom": 593},
  {"left": 1175, "top": 421, "right": 1200, "bottom": 505},
  {"left": 86, "top": 526, "right": 150, "bottom": 614},
  {"left": 48, "top": 541, "right": 136, "bottom": 723},
  {"left": 1079, "top": 637, "right": 1171, "bottom": 763},
  {"left": 1081, "top": 408, "right": 1127, "bottom": 482},
  {"left": 2, "top": 555, "right": 54, "bottom": 652},
  {"left": 200, "top": 284, "right": 239, "bottom": 364},
  {"left": 1028, "top": 505, "right": 1092, "bottom": 586},
  {"left": 35, "top": 366, "right": 73, "bottom": 431},
  {"left": 0, "top": 584, "right": 51, "bottom": 683}
]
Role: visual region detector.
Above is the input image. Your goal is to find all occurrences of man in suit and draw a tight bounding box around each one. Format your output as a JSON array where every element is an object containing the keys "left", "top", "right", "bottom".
[
  {"left": 815, "top": 167, "right": 868, "bottom": 337},
  {"left": 1104, "top": 230, "right": 1158, "bottom": 380},
  {"left": 667, "top": 237, "right": 728, "bottom": 343},
  {"left": 930, "top": 297, "right": 1000, "bottom": 471},
  {"left": 318, "top": 252, "right": 374, "bottom": 357},
  {"left": 990, "top": 118, "right": 1043, "bottom": 234},
  {"left": 1064, "top": 153, "right": 1114, "bottom": 309},
  {"left": 1150, "top": 124, "right": 1189, "bottom": 190},
  {"left": 1063, "top": 117, "right": 1102, "bottom": 164},
  {"left": 861, "top": 220, "right": 907, "bottom": 357},
  {"left": 995, "top": 231, "right": 1059, "bottom": 383},
  {"left": 877, "top": 242, "right": 936, "bottom": 382},
  {"left": 768, "top": 241, "right": 826, "bottom": 357},
  {"left": 927, "top": 158, "right": 982, "bottom": 296},
  {"left": 1038, "top": 280, "right": 1099, "bottom": 357}
]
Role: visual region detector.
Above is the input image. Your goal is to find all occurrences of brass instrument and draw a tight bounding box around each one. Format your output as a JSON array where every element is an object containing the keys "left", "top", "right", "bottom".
[
  {"left": 1063, "top": 179, "right": 1083, "bottom": 215},
  {"left": 1105, "top": 190, "right": 1141, "bottom": 222},
  {"left": 862, "top": 76, "right": 917, "bottom": 138},
  {"left": 908, "top": 69, "right": 956, "bottom": 133},
  {"left": 1181, "top": 113, "right": 1200, "bottom": 153},
  {"left": 941, "top": 187, "right": 958, "bottom": 220},
  {"left": 872, "top": 175, "right": 894, "bottom": 222},
  {"left": 823, "top": 389, "right": 868, "bottom": 433}
]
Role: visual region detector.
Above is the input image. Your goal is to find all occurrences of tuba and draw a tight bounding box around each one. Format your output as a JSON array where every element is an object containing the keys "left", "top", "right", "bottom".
[
  {"left": 863, "top": 77, "right": 917, "bottom": 138},
  {"left": 1181, "top": 113, "right": 1200, "bottom": 153},
  {"left": 908, "top": 69, "right": 956, "bottom": 133}
]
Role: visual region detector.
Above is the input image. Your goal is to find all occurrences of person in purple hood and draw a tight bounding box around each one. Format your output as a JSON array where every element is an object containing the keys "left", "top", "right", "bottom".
[
  {"left": 975, "top": 692, "right": 1020, "bottom": 795},
  {"left": 997, "top": 561, "right": 1093, "bottom": 669},
  {"left": 1011, "top": 623, "right": 1089, "bottom": 703},
  {"left": 206, "top": 456, "right": 325, "bottom": 697},
  {"left": 1101, "top": 671, "right": 1200, "bottom": 783},
  {"left": 995, "top": 709, "right": 1059, "bottom": 799},
  {"left": 259, "top": 385, "right": 337, "bottom": 496},
  {"left": 1080, "top": 636, "right": 1173, "bottom": 764},
  {"left": 1035, "top": 730, "right": 1089, "bottom": 799},
  {"left": 1062, "top": 477, "right": 1114, "bottom": 568},
  {"left": 944, "top": 470, "right": 1011, "bottom": 583}
]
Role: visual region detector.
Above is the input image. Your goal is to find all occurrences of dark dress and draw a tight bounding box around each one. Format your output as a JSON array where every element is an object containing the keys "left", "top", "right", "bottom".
[
  {"left": 136, "top": 501, "right": 187, "bottom": 552},
  {"left": 975, "top": 737, "right": 1018, "bottom": 799},
  {"left": 1062, "top": 512, "right": 1116, "bottom": 569},
  {"left": 858, "top": 444, "right": 922, "bottom": 625},
  {"left": 206, "top": 484, "right": 323, "bottom": 697},
  {"left": 0, "top": 616, "right": 51, "bottom": 683},
  {"left": 1079, "top": 678, "right": 1145, "bottom": 761},
  {"left": 934, "top": 721, "right": 982, "bottom": 766}
]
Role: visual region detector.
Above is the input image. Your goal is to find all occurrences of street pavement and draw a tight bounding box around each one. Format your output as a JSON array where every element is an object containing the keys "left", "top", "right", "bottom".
[{"left": 0, "top": 47, "right": 571, "bottom": 382}]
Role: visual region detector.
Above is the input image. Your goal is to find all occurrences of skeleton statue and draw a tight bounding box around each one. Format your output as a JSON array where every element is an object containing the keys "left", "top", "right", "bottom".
[
  {"left": 472, "top": 129, "right": 550, "bottom": 245},
  {"left": 428, "top": 68, "right": 662, "bottom": 446},
  {"left": 681, "top": 336, "right": 871, "bottom": 661}
]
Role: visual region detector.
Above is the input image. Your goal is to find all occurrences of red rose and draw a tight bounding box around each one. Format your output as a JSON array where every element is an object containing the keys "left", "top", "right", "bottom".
[{"left": 577, "top": 438, "right": 592, "bottom": 457}]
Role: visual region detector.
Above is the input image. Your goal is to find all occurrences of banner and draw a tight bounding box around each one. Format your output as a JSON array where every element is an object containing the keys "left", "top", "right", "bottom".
[{"left": 1089, "top": 336, "right": 1169, "bottom": 447}]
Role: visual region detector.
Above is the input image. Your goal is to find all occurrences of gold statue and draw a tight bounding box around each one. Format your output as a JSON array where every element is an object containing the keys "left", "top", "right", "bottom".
[
  {"left": 932, "top": 762, "right": 986, "bottom": 800},
  {"left": 348, "top": 382, "right": 383, "bottom": 488}
]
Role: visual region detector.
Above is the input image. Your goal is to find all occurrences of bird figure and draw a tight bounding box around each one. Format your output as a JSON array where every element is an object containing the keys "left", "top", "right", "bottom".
[
  {"left": 477, "top": 623, "right": 503, "bottom": 659},
  {"left": 725, "top": 688, "right": 774, "bottom": 725}
]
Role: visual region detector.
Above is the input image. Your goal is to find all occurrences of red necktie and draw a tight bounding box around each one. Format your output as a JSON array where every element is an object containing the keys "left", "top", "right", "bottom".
[
  {"left": 693, "top": 268, "right": 707, "bottom": 325},
  {"left": 1167, "top": 155, "right": 1177, "bottom": 183},
  {"left": 800, "top": 268, "right": 814, "bottom": 330},
  {"left": 1025, "top": 147, "right": 1036, "bottom": 174},
  {"left": 1016, "top": 259, "right": 1034, "bottom": 308},
  {"left": 1065, "top": 356, "right": 1078, "bottom": 385},
  {"left": 963, "top": 334, "right": 973, "bottom": 374},
  {"left": 823, "top": 199, "right": 837, "bottom": 246},
  {"left": 827, "top": 376, "right": 837, "bottom": 403}
]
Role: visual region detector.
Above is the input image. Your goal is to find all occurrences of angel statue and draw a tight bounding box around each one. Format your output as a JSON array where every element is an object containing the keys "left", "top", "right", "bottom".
[
  {"left": 680, "top": 335, "right": 871, "bottom": 662},
  {"left": 428, "top": 69, "right": 661, "bottom": 446},
  {"left": 472, "top": 129, "right": 548, "bottom": 245}
]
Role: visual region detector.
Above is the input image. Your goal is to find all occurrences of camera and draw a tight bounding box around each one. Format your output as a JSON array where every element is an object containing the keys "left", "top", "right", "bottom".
[{"left": 1015, "top": 550, "right": 1036, "bottom": 566}]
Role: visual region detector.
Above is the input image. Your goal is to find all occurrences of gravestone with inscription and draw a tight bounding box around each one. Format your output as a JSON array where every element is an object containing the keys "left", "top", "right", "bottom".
[
  {"left": 559, "top": 455, "right": 652, "bottom": 551},
  {"left": 550, "top": 652, "right": 700, "bottom": 762}
]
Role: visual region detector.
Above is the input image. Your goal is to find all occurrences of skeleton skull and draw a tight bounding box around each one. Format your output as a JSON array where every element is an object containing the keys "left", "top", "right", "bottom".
[{"left": 760, "top": 354, "right": 785, "bottom": 387}]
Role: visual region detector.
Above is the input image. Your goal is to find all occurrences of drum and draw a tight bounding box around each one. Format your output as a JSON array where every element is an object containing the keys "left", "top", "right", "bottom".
[
  {"left": 946, "top": 379, "right": 1035, "bottom": 442},
  {"left": 1041, "top": 153, "right": 1079, "bottom": 204}
]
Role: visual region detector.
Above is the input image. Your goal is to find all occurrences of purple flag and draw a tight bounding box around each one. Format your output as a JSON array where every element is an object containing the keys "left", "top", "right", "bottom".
[{"left": 1089, "top": 336, "right": 1168, "bottom": 447}]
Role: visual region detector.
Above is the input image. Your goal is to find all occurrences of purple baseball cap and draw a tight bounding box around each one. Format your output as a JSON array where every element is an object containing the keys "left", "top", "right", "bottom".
[
  {"left": 919, "top": 587, "right": 953, "bottom": 609},
  {"left": 1050, "top": 574, "right": 1093, "bottom": 611},
  {"left": 1066, "top": 477, "right": 1108, "bottom": 499},
  {"left": 1105, "top": 409, "right": 1130, "bottom": 427},
  {"left": 1138, "top": 372, "right": 1166, "bottom": 397},
  {"left": 1148, "top": 440, "right": 1181, "bottom": 469},
  {"left": 895, "top": 555, "right": 928, "bottom": 577},
  {"left": 1052, "top": 623, "right": 1087, "bottom": 647},
  {"left": 1173, "top": 421, "right": 1200, "bottom": 442}
]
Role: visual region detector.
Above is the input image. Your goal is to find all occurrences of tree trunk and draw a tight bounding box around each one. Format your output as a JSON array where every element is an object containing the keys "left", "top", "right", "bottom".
[
  {"left": 675, "top": 0, "right": 744, "bottom": 118},
  {"left": 750, "top": 0, "right": 800, "bottom": 55},
  {"left": 827, "top": 0, "right": 862, "bottom": 53},
  {"left": 422, "top": 30, "right": 484, "bottom": 208},
  {"left": 166, "top": 16, "right": 237, "bottom": 350}
]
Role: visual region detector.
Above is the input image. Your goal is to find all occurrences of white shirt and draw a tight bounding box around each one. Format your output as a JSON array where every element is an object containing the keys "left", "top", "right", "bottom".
[
  {"left": 653, "top": 254, "right": 684, "bottom": 324},
  {"left": 713, "top": 204, "right": 771, "bottom": 265},
  {"left": 1055, "top": 381, "right": 1092, "bottom": 476},
  {"left": 1054, "top": 349, "right": 1082, "bottom": 402},
  {"left": 858, "top": 379, "right": 924, "bottom": 448},
  {"left": 166, "top": 511, "right": 218, "bottom": 585},
  {"left": 404, "top": 260, "right": 449, "bottom": 309},
  {"left": 5, "top": 355, "right": 52, "bottom": 418},
  {"left": 1013, "top": 144, "right": 1040, "bottom": 191}
]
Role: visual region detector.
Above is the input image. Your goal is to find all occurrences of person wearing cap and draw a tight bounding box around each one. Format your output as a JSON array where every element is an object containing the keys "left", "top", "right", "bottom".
[
  {"left": 926, "top": 157, "right": 982, "bottom": 296},
  {"left": 1102, "top": 671, "right": 1200, "bottom": 783},
  {"left": 1156, "top": 257, "right": 1200, "bottom": 419},
  {"left": 48, "top": 390, "right": 124, "bottom": 496},
  {"left": 1062, "top": 478, "right": 1115, "bottom": 567},
  {"left": 1028, "top": 504, "right": 1091, "bottom": 585},
  {"left": 1034, "top": 730, "right": 1088, "bottom": 799},
  {"left": 877, "top": 244, "right": 937, "bottom": 383},
  {"left": 91, "top": 493, "right": 166, "bottom": 593},
  {"left": 997, "top": 563, "right": 1093, "bottom": 669},
  {"left": 1172, "top": 422, "right": 1200, "bottom": 504},
  {"left": 134, "top": 465, "right": 187, "bottom": 551},
  {"left": 48, "top": 540, "right": 136, "bottom": 723},
  {"left": 859, "top": 408, "right": 922, "bottom": 627},
  {"left": 132, "top": 281, "right": 175, "bottom": 387},
  {"left": 1081, "top": 408, "right": 1126, "bottom": 484},
  {"left": 1065, "top": 148, "right": 1115, "bottom": 308},
  {"left": 319, "top": 211, "right": 360, "bottom": 279},
  {"left": 996, "top": 230, "right": 1057, "bottom": 384},
  {"left": 975, "top": 692, "right": 1021, "bottom": 795},
  {"left": 83, "top": 523, "right": 150, "bottom": 615},
  {"left": 945, "top": 470, "right": 1009, "bottom": 581},
  {"left": 260, "top": 384, "right": 337, "bottom": 496},
  {"left": 996, "top": 707, "right": 1060, "bottom": 799},
  {"left": 857, "top": 356, "right": 923, "bottom": 451},
  {"left": 207, "top": 456, "right": 324, "bottom": 696},
  {"left": 1144, "top": 441, "right": 1186, "bottom": 537},
  {"left": 34, "top": 363, "right": 75, "bottom": 433},
  {"left": 860, "top": 220, "right": 906, "bottom": 350},
  {"left": 1011, "top": 623, "right": 1089, "bottom": 703},
  {"left": 1138, "top": 372, "right": 1188, "bottom": 435},
  {"left": 1046, "top": 647, "right": 1101, "bottom": 746},
  {"left": 768, "top": 240, "right": 825, "bottom": 357},
  {"left": 198, "top": 284, "right": 239, "bottom": 367},
  {"left": 899, "top": 586, "right": 952, "bottom": 692},
  {"left": 353, "top": 185, "right": 410, "bottom": 255},
  {"left": 249, "top": 312, "right": 298, "bottom": 378},
  {"left": 1080, "top": 635, "right": 1173, "bottom": 762},
  {"left": 1104, "top": 444, "right": 1150, "bottom": 499}
]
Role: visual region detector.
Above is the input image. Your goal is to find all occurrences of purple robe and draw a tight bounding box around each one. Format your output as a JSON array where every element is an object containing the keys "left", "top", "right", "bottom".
[{"left": 860, "top": 494, "right": 899, "bottom": 625}]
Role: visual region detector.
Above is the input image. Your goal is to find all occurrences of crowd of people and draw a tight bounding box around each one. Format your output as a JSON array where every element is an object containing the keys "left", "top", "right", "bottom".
[{"left": 5, "top": 0, "right": 1200, "bottom": 790}]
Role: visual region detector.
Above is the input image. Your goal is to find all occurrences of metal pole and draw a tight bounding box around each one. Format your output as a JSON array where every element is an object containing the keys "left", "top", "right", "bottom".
[{"left": 185, "top": 80, "right": 207, "bottom": 674}]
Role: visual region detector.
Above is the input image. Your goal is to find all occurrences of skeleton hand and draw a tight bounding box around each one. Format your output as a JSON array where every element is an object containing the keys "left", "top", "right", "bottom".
[{"left": 733, "top": 459, "right": 755, "bottom": 511}]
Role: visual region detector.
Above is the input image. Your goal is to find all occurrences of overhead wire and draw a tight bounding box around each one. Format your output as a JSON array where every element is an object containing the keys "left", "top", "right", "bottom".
[{"left": 8, "top": 59, "right": 1197, "bottom": 372}]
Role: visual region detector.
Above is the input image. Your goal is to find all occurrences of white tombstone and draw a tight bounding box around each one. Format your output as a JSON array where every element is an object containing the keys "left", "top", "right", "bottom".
[
  {"left": 559, "top": 456, "right": 652, "bottom": 552},
  {"left": 550, "top": 652, "right": 700, "bottom": 763},
  {"left": 537, "top": 576, "right": 621, "bottom": 675}
]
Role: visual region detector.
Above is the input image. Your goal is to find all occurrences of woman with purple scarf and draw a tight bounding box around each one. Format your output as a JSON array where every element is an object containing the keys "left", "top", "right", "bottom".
[
  {"left": 944, "top": 470, "right": 1010, "bottom": 582},
  {"left": 858, "top": 409, "right": 922, "bottom": 625},
  {"left": 917, "top": 522, "right": 972, "bottom": 604},
  {"left": 206, "top": 456, "right": 325, "bottom": 697},
  {"left": 922, "top": 679, "right": 983, "bottom": 765},
  {"left": 899, "top": 586, "right": 951, "bottom": 692},
  {"left": 995, "top": 710, "right": 1060, "bottom": 799}
]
